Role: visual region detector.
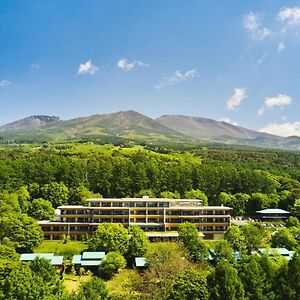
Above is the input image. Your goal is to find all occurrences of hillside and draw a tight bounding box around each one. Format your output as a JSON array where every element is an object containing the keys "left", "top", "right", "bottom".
[
  {"left": 1, "top": 110, "right": 300, "bottom": 150},
  {"left": 156, "top": 115, "right": 280, "bottom": 140},
  {"left": 0, "top": 110, "right": 189, "bottom": 143}
]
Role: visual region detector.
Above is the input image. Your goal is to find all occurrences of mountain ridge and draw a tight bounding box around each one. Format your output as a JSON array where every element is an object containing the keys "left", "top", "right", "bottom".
[{"left": 1, "top": 110, "right": 300, "bottom": 150}]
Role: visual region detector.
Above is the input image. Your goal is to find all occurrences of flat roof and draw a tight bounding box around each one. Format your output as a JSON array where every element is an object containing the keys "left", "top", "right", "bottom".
[
  {"left": 256, "top": 209, "right": 289, "bottom": 214},
  {"left": 50, "top": 256, "right": 64, "bottom": 266},
  {"left": 71, "top": 255, "right": 82, "bottom": 264},
  {"left": 82, "top": 252, "right": 105, "bottom": 260},
  {"left": 135, "top": 257, "right": 147, "bottom": 267},
  {"left": 20, "top": 253, "right": 54, "bottom": 261},
  {"left": 20, "top": 253, "right": 63, "bottom": 265},
  {"left": 80, "top": 260, "right": 102, "bottom": 266}
]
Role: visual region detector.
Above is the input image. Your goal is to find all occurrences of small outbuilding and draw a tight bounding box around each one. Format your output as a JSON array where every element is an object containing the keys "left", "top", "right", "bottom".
[
  {"left": 20, "top": 253, "right": 64, "bottom": 266},
  {"left": 256, "top": 208, "right": 290, "bottom": 221},
  {"left": 71, "top": 251, "right": 105, "bottom": 267}
]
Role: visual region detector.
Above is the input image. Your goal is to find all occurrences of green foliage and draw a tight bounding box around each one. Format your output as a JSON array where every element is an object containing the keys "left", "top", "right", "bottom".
[
  {"left": 160, "top": 191, "right": 180, "bottom": 199},
  {"left": 271, "top": 228, "right": 297, "bottom": 250},
  {"left": 126, "top": 225, "right": 149, "bottom": 266},
  {"left": 178, "top": 222, "right": 208, "bottom": 261},
  {"left": 69, "top": 185, "right": 101, "bottom": 205},
  {"left": 286, "top": 216, "right": 300, "bottom": 228},
  {"left": 106, "top": 269, "right": 142, "bottom": 300},
  {"left": 98, "top": 252, "right": 127, "bottom": 280},
  {"left": 167, "top": 268, "right": 209, "bottom": 300},
  {"left": 213, "top": 240, "right": 234, "bottom": 263},
  {"left": 209, "top": 259, "right": 245, "bottom": 300},
  {"left": 239, "top": 255, "right": 269, "bottom": 300},
  {"left": 35, "top": 241, "right": 87, "bottom": 258},
  {"left": 2, "top": 258, "right": 64, "bottom": 300},
  {"left": 143, "top": 243, "right": 192, "bottom": 300},
  {"left": 240, "top": 224, "right": 263, "bottom": 254},
  {"left": 40, "top": 182, "right": 69, "bottom": 207},
  {"left": 0, "top": 213, "right": 43, "bottom": 252},
  {"left": 88, "top": 223, "right": 129, "bottom": 255},
  {"left": 69, "top": 277, "right": 108, "bottom": 300},
  {"left": 224, "top": 226, "right": 246, "bottom": 253},
  {"left": 28, "top": 198, "right": 55, "bottom": 220},
  {"left": 184, "top": 189, "right": 208, "bottom": 205}
]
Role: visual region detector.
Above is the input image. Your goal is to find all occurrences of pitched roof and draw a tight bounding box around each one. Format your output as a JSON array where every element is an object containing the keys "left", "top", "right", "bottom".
[{"left": 256, "top": 208, "right": 289, "bottom": 214}]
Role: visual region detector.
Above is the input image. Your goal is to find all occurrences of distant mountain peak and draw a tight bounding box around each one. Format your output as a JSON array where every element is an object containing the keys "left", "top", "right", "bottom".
[{"left": 0, "top": 115, "right": 60, "bottom": 131}]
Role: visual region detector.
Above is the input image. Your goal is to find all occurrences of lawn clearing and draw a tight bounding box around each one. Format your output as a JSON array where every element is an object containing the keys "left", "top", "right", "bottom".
[{"left": 35, "top": 240, "right": 87, "bottom": 258}]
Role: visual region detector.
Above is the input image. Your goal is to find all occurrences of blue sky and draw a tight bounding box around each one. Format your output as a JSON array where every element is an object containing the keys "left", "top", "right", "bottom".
[{"left": 1, "top": 0, "right": 300, "bottom": 136}]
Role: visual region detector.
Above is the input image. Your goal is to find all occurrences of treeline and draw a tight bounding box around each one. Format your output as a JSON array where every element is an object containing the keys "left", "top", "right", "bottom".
[{"left": 0, "top": 145, "right": 300, "bottom": 212}]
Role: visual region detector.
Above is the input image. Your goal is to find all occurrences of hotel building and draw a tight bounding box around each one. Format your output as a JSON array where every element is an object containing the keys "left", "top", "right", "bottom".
[{"left": 39, "top": 197, "right": 232, "bottom": 240}]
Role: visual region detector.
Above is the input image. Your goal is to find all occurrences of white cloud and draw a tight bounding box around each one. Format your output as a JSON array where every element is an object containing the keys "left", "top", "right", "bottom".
[
  {"left": 0, "top": 80, "right": 11, "bottom": 87},
  {"left": 260, "top": 122, "right": 300, "bottom": 137},
  {"left": 257, "top": 52, "right": 269, "bottom": 65},
  {"left": 218, "top": 117, "right": 238, "bottom": 126},
  {"left": 77, "top": 59, "right": 98, "bottom": 75},
  {"left": 243, "top": 12, "right": 272, "bottom": 40},
  {"left": 226, "top": 88, "right": 247, "bottom": 110},
  {"left": 278, "top": 42, "right": 286, "bottom": 52},
  {"left": 258, "top": 94, "right": 292, "bottom": 115},
  {"left": 31, "top": 63, "right": 40, "bottom": 70},
  {"left": 155, "top": 69, "right": 198, "bottom": 89},
  {"left": 117, "top": 59, "right": 149, "bottom": 71},
  {"left": 278, "top": 7, "right": 300, "bottom": 25}
]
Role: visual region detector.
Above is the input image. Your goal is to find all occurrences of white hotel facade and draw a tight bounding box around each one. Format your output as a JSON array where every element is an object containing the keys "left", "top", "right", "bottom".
[{"left": 39, "top": 197, "right": 232, "bottom": 240}]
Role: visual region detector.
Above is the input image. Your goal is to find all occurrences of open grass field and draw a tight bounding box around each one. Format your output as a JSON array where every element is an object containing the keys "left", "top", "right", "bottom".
[{"left": 34, "top": 240, "right": 87, "bottom": 258}]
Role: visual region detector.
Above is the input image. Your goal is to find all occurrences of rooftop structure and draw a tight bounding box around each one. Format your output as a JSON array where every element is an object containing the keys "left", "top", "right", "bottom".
[
  {"left": 39, "top": 197, "right": 232, "bottom": 240},
  {"left": 254, "top": 248, "right": 295, "bottom": 260},
  {"left": 135, "top": 257, "right": 147, "bottom": 268},
  {"left": 20, "top": 253, "right": 64, "bottom": 266},
  {"left": 256, "top": 209, "right": 290, "bottom": 221},
  {"left": 71, "top": 251, "right": 106, "bottom": 266}
]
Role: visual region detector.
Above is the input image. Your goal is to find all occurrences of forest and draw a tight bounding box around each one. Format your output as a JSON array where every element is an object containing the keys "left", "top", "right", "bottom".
[{"left": 0, "top": 142, "right": 300, "bottom": 299}]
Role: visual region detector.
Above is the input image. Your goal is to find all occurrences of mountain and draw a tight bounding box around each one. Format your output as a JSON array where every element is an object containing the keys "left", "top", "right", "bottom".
[
  {"left": 156, "top": 115, "right": 280, "bottom": 141},
  {"left": 0, "top": 110, "right": 189, "bottom": 143},
  {"left": 0, "top": 115, "right": 60, "bottom": 131},
  {"left": 1, "top": 110, "right": 300, "bottom": 150}
]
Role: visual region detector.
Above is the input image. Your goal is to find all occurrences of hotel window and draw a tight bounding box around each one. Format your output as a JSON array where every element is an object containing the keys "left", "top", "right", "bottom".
[
  {"left": 159, "top": 202, "right": 169, "bottom": 207},
  {"left": 136, "top": 202, "right": 146, "bottom": 208},
  {"left": 102, "top": 202, "right": 111, "bottom": 207},
  {"left": 147, "top": 202, "right": 158, "bottom": 208}
]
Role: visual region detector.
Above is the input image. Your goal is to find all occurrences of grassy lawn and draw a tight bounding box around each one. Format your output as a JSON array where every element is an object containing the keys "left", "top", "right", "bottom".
[
  {"left": 34, "top": 240, "right": 87, "bottom": 258},
  {"left": 64, "top": 274, "right": 92, "bottom": 293}
]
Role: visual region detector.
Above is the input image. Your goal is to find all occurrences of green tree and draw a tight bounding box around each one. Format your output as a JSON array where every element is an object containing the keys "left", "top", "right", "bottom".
[
  {"left": 178, "top": 222, "right": 208, "bottom": 261},
  {"left": 209, "top": 259, "right": 245, "bottom": 300},
  {"left": 160, "top": 191, "right": 180, "bottom": 199},
  {"left": 214, "top": 240, "right": 234, "bottom": 263},
  {"left": 28, "top": 198, "right": 55, "bottom": 220},
  {"left": 88, "top": 223, "right": 129, "bottom": 255},
  {"left": 286, "top": 216, "right": 300, "bottom": 228},
  {"left": 184, "top": 189, "right": 208, "bottom": 206},
  {"left": 271, "top": 228, "right": 297, "bottom": 250},
  {"left": 241, "top": 224, "right": 263, "bottom": 254},
  {"left": 98, "top": 251, "right": 127, "bottom": 280},
  {"left": 0, "top": 213, "right": 43, "bottom": 252},
  {"left": 70, "top": 277, "right": 108, "bottom": 300},
  {"left": 224, "top": 226, "right": 246, "bottom": 253},
  {"left": 68, "top": 185, "right": 101, "bottom": 205},
  {"left": 126, "top": 225, "right": 149, "bottom": 266},
  {"left": 239, "top": 255, "right": 268, "bottom": 300},
  {"left": 167, "top": 268, "right": 209, "bottom": 300},
  {"left": 3, "top": 258, "right": 64, "bottom": 300},
  {"left": 40, "top": 182, "right": 69, "bottom": 208}
]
